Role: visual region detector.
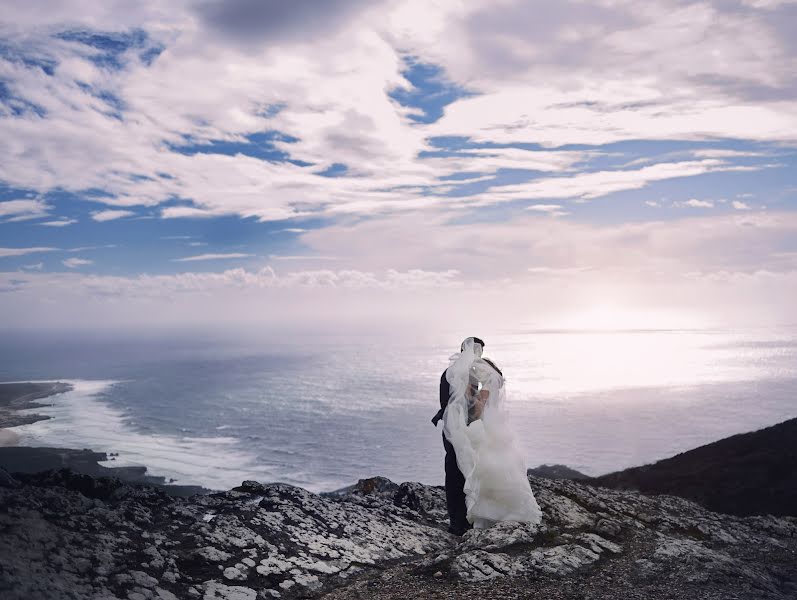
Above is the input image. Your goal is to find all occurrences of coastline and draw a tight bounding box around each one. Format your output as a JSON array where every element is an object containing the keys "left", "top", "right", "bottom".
[
  {"left": 0, "top": 381, "right": 73, "bottom": 446},
  {"left": 0, "top": 429, "right": 19, "bottom": 446},
  {"left": 0, "top": 381, "right": 208, "bottom": 496}
]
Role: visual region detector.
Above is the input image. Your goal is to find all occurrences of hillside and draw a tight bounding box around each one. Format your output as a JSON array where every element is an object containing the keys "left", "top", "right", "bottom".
[{"left": 592, "top": 418, "right": 797, "bottom": 517}]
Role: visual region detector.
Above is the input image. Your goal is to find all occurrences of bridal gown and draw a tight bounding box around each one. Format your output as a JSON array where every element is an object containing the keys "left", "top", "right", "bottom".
[{"left": 442, "top": 340, "right": 542, "bottom": 529}]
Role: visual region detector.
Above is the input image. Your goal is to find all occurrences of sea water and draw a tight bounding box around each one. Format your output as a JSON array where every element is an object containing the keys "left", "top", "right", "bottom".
[{"left": 2, "top": 328, "right": 796, "bottom": 492}]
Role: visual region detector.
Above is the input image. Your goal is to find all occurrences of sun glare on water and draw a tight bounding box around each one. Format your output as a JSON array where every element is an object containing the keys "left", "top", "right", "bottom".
[
  {"left": 552, "top": 304, "right": 709, "bottom": 333},
  {"left": 502, "top": 304, "right": 756, "bottom": 397}
]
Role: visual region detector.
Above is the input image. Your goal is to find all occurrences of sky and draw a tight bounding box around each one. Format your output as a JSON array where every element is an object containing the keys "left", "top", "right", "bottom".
[{"left": 1, "top": 0, "right": 796, "bottom": 336}]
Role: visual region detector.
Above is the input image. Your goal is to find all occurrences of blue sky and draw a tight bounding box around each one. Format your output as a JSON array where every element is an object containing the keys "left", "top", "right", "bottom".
[{"left": 1, "top": 0, "right": 796, "bottom": 332}]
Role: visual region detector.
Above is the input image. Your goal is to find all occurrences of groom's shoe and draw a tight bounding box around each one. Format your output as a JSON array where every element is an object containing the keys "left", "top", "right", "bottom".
[{"left": 447, "top": 523, "right": 473, "bottom": 536}]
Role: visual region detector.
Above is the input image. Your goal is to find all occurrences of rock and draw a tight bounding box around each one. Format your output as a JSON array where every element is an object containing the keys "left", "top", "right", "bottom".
[
  {"left": 232, "top": 481, "right": 267, "bottom": 494},
  {"left": 451, "top": 550, "right": 519, "bottom": 582},
  {"left": 459, "top": 521, "right": 540, "bottom": 551},
  {"left": 393, "top": 481, "right": 447, "bottom": 518},
  {"left": 0, "top": 467, "right": 20, "bottom": 488},
  {"left": 1, "top": 470, "right": 796, "bottom": 599},
  {"left": 203, "top": 581, "right": 257, "bottom": 600},
  {"left": 527, "top": 464, "right": 590, "bottom": 480},
  {"left": 524, "top": 543, "right": 601, "bottom": 576},
  {"left": 130, "top": 570, "right": 159, "bottom": 588},
  {"left": 155, "top": 588, "right": 178, "bottom": 600}
]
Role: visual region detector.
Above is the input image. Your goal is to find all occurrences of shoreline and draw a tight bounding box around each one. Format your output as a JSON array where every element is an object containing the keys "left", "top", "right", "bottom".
[
  {"left": 0, "top": 429, "right": 19, "bottom": 446},
  {"left": 0, "top": 381, "right": 208, "bottom": 496},
  {"left": 0, "top": 380, "right": 73, "bottom": 443}
]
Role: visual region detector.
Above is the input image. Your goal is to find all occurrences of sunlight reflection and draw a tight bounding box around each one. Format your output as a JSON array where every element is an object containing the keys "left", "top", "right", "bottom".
[{"left": 498, "top": 330, "right": 783, "bottom": 398}]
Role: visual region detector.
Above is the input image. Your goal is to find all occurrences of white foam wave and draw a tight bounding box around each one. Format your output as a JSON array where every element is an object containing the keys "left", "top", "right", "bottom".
[{"left": 13, "top": 380, "right": 276, "bottom": 490}]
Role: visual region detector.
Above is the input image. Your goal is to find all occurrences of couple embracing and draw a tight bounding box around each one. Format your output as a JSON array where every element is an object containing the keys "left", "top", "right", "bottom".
[{"left": 432, "top": 337, "right": 542, "bottom": 535}]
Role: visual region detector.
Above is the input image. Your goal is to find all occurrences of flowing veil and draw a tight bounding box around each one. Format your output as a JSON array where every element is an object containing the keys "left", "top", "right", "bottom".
[{"left": 442, "top": 338, "right": 542, "bottom": 528}]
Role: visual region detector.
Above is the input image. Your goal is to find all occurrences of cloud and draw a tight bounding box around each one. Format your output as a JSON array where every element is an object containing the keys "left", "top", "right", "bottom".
[
  {"left": 461, "top": 160, "right": 752, "bottom": 206},
  {"left": 62, "top": 257, "right": 93, "bottom": 268},
  {"left": 0, "top": 0, "right": 796, "bottom": 336},
  {"left": 298, "top": 210, "right": 797, "bottom": 280},
  {"left": 645, "top": 201, "right": 660, "bottom": 207},
  {"left": 526, "top": 204, "right": 568, "bottom": 217},
  {"left": 4, "top": 212, "right": 797, "bottom": 332},
  {"left": 0, "top": 0, "right": 792, "bottom": 229},
  {"left": 91, "top": 210, "right": 136, "bottom": 222},
  {"left": 0, "top": 246, "right": 57, "bottom": 258},
  {"left": 40, "top": 218, "right": 78, "bottom": 227},
  {"left": 0, "top": 199, "right": 50, "bottom": 222},
  {"left": 679, "top": 199, "right": 715, "bottom": 208},
  {"left": 21, "top": 262, "right": 43, "bottom": 271},
  {"left": 732, "top": 200, "right": 753, "bottom": 210},
  {"left": 194, "top": 0, "right": 373, "bottom": 42},
  {"left": 171, "top": 253, "right": 252, "bottom": 262},
  {"left": 269, "top": 255, "right": 340, "bottom": 261}
]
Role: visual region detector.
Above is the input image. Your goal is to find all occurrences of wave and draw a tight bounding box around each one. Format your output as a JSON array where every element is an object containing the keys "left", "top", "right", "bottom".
[{"left": 13, "top": 380, "right": 277, "bottom": 490}]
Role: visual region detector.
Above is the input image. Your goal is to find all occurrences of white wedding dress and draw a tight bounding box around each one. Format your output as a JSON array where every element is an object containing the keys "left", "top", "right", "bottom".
[{"left": 442, "top": 339, "right": 542, "bottom": 529}]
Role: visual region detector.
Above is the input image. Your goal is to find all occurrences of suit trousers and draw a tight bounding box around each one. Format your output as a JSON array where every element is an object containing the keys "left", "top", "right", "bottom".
[{"left": 443, "top": 432, "right": 471, "bottom": 535}]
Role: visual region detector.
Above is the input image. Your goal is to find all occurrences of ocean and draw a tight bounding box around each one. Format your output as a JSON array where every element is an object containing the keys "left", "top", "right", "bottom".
[{"left": 2, "top": 328, "right": 796, "bottom": 492}]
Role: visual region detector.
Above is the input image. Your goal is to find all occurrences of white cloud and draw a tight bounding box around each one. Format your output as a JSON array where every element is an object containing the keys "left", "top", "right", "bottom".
[
  {"left": 645, "top": 200, "right": 660, "bottom": 207},
  {"left": 171, "top": 253, "right": 252, "bottom": 262},
  {"left": 62, "top": 257, "right": 93, "bottom": 268},
  {"left": 4, "top": 212, "right": 797, "bottom": 332},
  {"left": 742, "top": 0, "right": 797, "bottom": 8},
  {"left": 0, "top": 0, "right": 792, "bottom": 226},
  {"left": 679, "top": 199, "right": 714, "bottom": 208},
  {"left": 0, "top": 246, "right": 57, "bottom": 258},
  {"left": 526, "top": 204, "right": 568, "bottom": 217},
  {"left": 40, "top": 218, "right": 78, "bottom": 227},
  {"left": 91, "top": 210, "right": 136, "bottom": 222},
  {"left": 0, "top": 199, "right": 50, "bottom": 222},
  {"left": 460, "top": 160, "right": 750, "bottom": 206},
  {"left": 67, "top": 245, "right": 117, "bottom": 254},
  {"left": 732, "top": 200, "right": 753, "bottom": 210},
  {"left": 269, "top": 255, "right": 340, "bottom": 261},
  {"left": 21, "top": 262, "right": 44, "bottom": 271},
  {"left": 0, "top": 0, "right": 795, "bottom": 334},
  {"left": 526, "top": 204, "right": 563, "bottom": 212}
]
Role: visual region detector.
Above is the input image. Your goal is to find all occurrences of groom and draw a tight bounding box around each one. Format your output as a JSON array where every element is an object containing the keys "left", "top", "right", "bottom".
[{"left": 432, "top": 336, "right": 502, "bottom": 535}]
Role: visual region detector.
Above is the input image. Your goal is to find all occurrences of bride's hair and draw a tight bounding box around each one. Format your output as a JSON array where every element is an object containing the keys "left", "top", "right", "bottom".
[{"left": 461, "top": 336, "right": 485, "bottom": 352}]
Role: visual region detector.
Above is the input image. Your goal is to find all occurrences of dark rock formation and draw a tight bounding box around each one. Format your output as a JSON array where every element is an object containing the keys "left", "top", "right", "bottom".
[
  {"left": 0, "top": 470, "right": 794, "bottom": 600},
  {"left": 592, "top": 417, "right": 797, "bottom": 517},
  {"left": 0, "top": 447, "right": 208, "bottom": 497},
  {"left": 527, "top": 464, "right": 590, "bottom": 480}
]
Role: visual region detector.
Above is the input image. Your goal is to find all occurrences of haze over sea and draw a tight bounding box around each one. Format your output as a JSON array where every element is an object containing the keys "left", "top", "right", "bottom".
[{"left": 3, "top": 327, "right": 795, "bottom": 492}]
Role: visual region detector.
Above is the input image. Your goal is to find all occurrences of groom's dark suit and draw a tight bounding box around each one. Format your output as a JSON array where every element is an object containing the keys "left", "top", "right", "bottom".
[
  {"left": 432, "top": 371, "right": 469, "bottom": 535},
  {"left": 432, "top": 358, "right": 503, "bottom": 535}
]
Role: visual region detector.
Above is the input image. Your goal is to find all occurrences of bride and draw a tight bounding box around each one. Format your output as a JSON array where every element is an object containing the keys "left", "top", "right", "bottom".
[{"left": 442, "top": 338, "right": 542, "bottom": 529}]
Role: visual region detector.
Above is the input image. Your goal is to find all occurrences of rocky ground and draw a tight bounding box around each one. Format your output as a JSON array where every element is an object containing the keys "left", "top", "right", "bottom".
[{"left": 1, "top": 469, "right": 795, "bottom": 600}]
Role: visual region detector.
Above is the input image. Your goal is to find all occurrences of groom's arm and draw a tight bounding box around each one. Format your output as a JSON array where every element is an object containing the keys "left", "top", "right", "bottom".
[{"left": 431, "top": 371, "right": 449, "bottom": 426}]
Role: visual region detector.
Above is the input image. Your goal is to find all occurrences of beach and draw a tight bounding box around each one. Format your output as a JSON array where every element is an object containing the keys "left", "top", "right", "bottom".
[
  {"left": 0, "top": 381, "right": 72, "bottom": 441},
  {"left": 0, "top": 429, "right": 19, "bottom": 446},
  {"left": 0, "top": 381, "right": 207, "bottom": 496}
]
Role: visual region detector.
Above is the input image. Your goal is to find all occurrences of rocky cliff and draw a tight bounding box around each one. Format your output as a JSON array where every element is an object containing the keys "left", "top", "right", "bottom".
[{"left": 1, "top": 469, "right": 795, "bottom": 600}]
